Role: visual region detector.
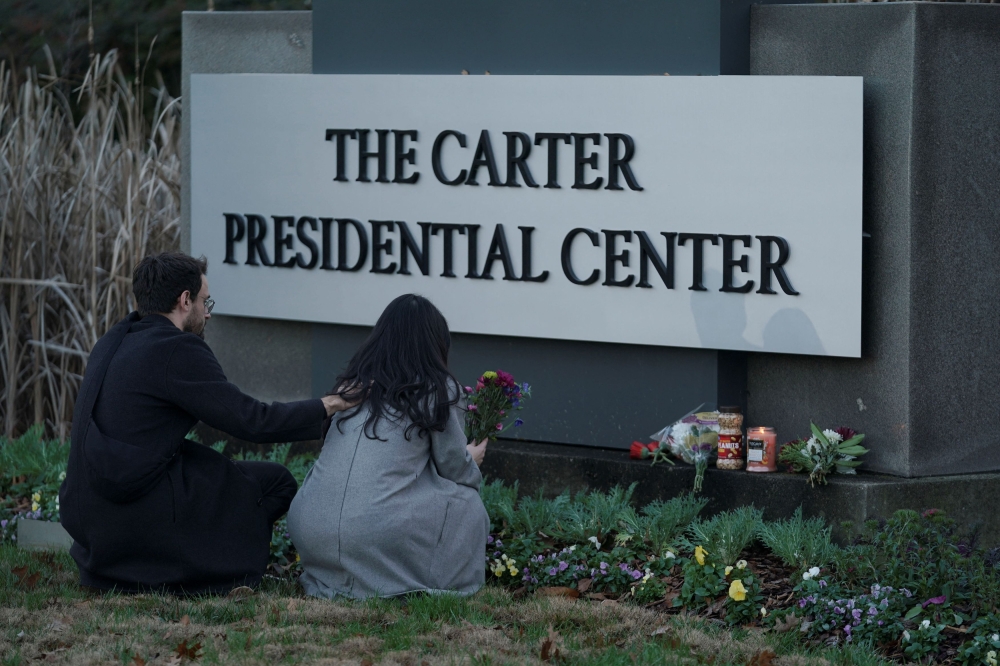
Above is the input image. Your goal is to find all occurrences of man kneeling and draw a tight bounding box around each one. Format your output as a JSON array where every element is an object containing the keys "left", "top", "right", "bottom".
[{"left": 59, "top": 252, "right": 348, "bottom": 594}]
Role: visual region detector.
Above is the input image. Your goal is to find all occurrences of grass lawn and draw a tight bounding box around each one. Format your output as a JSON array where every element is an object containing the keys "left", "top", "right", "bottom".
[{"left": 0, "top": 546, "right": 890, "bottom": 666}]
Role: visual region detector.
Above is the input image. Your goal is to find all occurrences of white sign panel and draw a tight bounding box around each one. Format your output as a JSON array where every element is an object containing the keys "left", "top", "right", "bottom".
[{"left": 191, "top": 74, "right": 862, "bottom": 357}]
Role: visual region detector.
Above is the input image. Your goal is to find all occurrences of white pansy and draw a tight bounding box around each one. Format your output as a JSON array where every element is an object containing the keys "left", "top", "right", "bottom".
[
  {"left": 663, "top": 550, "right": 676, "bottom": 560},
  {"left": 920, "top": 619, "right": 931, "bottom": 630},
  {"left": 588, "top": 536, "right": 601, "bottom": 550},
  {"left": 903, "top": 630, "right": 911, "bottom": 642},
  {"left": 808, "top": 566, "right": 821, "bottom": 578},
  {"left": 802, "top": 570, "right": 814, "bottom": 581},
  {"left": 992, "top": 634, "right": 999, "bottom": 642}
]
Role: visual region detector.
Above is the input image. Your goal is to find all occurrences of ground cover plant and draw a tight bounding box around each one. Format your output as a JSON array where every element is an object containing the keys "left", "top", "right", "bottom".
[{"left": 4, "top": 431, "right": 1000, "bottom": 663}]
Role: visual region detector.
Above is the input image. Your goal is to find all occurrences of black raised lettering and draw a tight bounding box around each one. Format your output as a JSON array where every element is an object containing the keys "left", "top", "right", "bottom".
[
  {"left": 397, "top": 221, "right": 432, "bottom": 276},
  {"left": 466, "top": 130, "right": 503, "bottom": 186},
  {"left": 431, "top": 223, "right": 466, "bottom": 278},
  {"left": 518, "top": 226, "right": 548, "bottom": 282},
  {"left": 272, "top": 216, "right": 296, "bottom": 268},
  {"left": 533, "top": 133, "right": 571, "bottom": 189},
  {"left": 481, "top": 225, "right": 517, "bottom": 280},
  {"left": 337, "top": 218, "right": 368, "bottom": 272},
  {"left": 503, "top": 132, "right": 538, "bottom": 188},
  {"left": 370, "top": 220, "right": 396, "bottom": 274},
  {"left": 719, "top": 234, "right": 754, "bottom": 293},
  {"left": 571, "top": 133, "right": 603, "bottom": 190},
  {"left": 432, "top": 130, "right": 468, "bottom": 185},
  {"left": 635, "top": 231, "right": 675, "bottom": 289},
  {"left": 245, "top": 214, "right": 273, "bottom": 266},
  {"left": 561, "top": 228, "right": 601, "bottom": 285},
  {"left": 324, "top": 129, "right": 357, "bottom": 182},
  {"left": 295, "top": 217, "right": 319, "bottom": 269},
  {"left": 601, "top": 230, "right": 634, "bottom": 287},
  {"left": 357, "top": 129, "right": 390, "bottom": 183},
  {"left": 756, "top": 235, "right": 799, "bottom": 295},
  {"left": 465, "top": 224, "right": 482, "bottom": 279},
  {"left": 678, "top": 233, "right": 719, "bottom": 291},
  {"left": 605, "top": 133, "right": 643, "bottom": 191},
  {"left": 224, "top": 213, "right": 245, "bottom": 265},
  {"left": 392, "top": 130, "right": 419, "bottom": 184}
]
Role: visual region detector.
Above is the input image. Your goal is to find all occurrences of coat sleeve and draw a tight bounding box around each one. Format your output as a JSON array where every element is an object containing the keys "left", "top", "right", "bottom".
[
  {"left": 430, "top": 399, "right": 482, "bottom": 491},
  {"left": 165, "top": 334, "right": 326, "bottom": 443}
]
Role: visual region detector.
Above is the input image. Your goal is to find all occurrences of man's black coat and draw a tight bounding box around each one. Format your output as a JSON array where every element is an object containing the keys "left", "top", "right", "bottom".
[{"left": 59, "top": 314, "right": 325, "bottom": 593}]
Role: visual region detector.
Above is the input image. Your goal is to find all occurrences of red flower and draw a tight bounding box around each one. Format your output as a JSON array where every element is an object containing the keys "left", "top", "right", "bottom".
[
  {"left": 835, "top": 426, "right": 857, "bottom": 441},
  {"left": 630, "top": 441, "right": 658, "bottom": 459},
  {"left": 496, "top": 370, "right": 516, "bottom": 388}
]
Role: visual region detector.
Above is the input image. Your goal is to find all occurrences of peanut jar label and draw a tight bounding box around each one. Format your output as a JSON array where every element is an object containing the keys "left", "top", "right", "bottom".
[{"left": 718, "top": 434, "right": 743, "bottom": 460}]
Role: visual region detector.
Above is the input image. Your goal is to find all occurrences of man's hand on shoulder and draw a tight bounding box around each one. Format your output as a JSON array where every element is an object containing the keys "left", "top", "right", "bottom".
[{"left": 321, "top": 394, "right": 357, "bottom": 417}]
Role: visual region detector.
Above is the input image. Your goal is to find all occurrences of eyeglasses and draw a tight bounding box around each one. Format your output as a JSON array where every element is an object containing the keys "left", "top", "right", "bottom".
[{"left": 204, "top": 298, "right": 215, "bottom": 314}]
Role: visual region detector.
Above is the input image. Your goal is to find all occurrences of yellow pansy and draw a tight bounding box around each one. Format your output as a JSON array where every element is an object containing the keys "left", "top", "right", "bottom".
[
  {"left": 32, "top": 493, "right": 41, "bottom": 502},
  {"left": 694, "top": 546, "right": 708, "bottom": 566},
  {"left": 728, "top": 579, "right": 747, "bottom": 602},
  {"left": 987, "top": 650, "right": 997, "bottom": 666},
  {"left": 724, "top": 566, "right": 734, "bottom": 576},
  {"left": 31, "top": 502, "right": 40, "bottom": 512}
]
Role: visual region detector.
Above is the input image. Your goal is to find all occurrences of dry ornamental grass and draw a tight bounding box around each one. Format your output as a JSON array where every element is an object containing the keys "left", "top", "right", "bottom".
[{"left": 0, "top": 49, "right": 180, "bottom": 440}]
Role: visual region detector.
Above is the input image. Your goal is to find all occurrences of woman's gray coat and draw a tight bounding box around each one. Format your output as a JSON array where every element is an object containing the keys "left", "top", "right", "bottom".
[{"left": 287, "top": 397, "right": 489, "bottom": 599}]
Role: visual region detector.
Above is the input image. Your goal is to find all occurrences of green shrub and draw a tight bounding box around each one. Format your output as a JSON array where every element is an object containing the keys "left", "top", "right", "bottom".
[
  {"left": 621, "top": 493, "right": 708, "bottom": 556},
  {"left": 757, "top": 507, "right": 839, "bottom": 572},
  {"left": 689, "top": 506, "right": 763, "bottom": 564}
]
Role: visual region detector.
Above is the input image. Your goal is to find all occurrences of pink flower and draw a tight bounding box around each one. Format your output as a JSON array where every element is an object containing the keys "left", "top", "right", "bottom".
[
  {"left": 464, "top": 386, "right": 473, "bottom": 393},
  {"left": 495, "top": 423, "right": 503, "bottom": 430},
  {"left": 496, "top": 370, "right": 516, "bottom": 388},
  {"left": 468, "top": 405, "right": 478, "bottom": 412},
  {"left": 476, "top": 381, "right": 485, "bottom": 390}
]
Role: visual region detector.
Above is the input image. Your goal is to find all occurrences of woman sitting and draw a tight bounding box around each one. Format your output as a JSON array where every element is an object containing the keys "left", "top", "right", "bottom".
[{"left": 288, "top": 294, "right": 489, "bottom": 599}]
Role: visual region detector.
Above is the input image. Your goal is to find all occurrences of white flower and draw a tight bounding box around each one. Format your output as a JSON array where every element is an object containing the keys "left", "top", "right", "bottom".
[
  {"left": 823, "top": 429, "right": 843, "bottom": 444},
  {"left": 588, "top": 536, "right": 601, "bottom": 550},
  {"left": 568, "top": 545, "right": 576, "bottom": 552},
  {"left": 988, "top": 650, "right": 998, "bottom": 666},
  {"left": 920, "top": 619, "right": 931, "bottom": 630},
  {"left": 805, "top": 437, "right": 820, "bottom": 454},
  {"left": 808, "top": 566, "right": 820, "bottom": 578},
  {"left": 663, "top": 550, "right": 676, "bottom": 560},
  {"left": 903, "top": 630, "right": 911, "bottom": 642},
  {"left": 802, "top": 570, "right": 814, "bottom": 581},
  {"left": 760, "top": 607, "right": 768, "bottom": 617},
  {"left": 736, "top": 560, "right": 748, "bottom": 570},
  {"left": 59, "top": 471, "right": 66, "bottom": 481},
  {"left": 992, "top": 633, "right": 999, "bottom": 642}
]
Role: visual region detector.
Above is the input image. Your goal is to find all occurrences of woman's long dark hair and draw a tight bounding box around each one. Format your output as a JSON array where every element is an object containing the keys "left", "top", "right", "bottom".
[{"left": 333, "top": 294, "right": 460, "bottom": 440}]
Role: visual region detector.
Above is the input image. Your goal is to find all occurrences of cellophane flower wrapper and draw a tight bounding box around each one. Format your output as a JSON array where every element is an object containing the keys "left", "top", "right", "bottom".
[
  {"left": 651, "top": 410, "right": 721, "bottom": 492},
  {"left": 464, "top": 370, "right": 531, "bottom": 442}
]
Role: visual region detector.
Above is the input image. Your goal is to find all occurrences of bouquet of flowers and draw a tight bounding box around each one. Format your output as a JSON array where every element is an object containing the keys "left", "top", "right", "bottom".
[
  {"left": 649, "top": 410, "right": 721, "bottom": 492},
  {"left": 779, "top": 424, "right": 867, "bottom": 487},
  {"left": 464, "top": 370, "right": 531, "bottom": 442}
]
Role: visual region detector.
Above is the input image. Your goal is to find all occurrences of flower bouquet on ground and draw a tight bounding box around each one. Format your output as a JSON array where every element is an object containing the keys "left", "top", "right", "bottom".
[
  {"left": 464, "top": 370, "right": 531, "bottom": 442},
  {"left": 779, "top": 424, "right": 868, "bottom": 487},
  {"left": 649, "top": 409, "right": 721, "bottom": 492}
]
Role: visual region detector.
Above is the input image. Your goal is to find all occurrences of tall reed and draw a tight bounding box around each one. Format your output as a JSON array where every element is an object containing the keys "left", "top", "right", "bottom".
[{"left": 0, "top": 50, "right": 180, "bottom": 440}]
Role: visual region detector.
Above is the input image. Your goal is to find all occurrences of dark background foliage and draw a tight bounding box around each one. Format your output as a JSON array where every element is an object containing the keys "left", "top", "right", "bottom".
[{"left": 0, "top": 0, "right": 311, "bottom": 95}]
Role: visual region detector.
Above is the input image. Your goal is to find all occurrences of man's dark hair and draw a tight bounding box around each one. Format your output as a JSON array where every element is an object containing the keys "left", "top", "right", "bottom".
[{"left": 133, "top": 253, "right": 208, "bottom": 316}]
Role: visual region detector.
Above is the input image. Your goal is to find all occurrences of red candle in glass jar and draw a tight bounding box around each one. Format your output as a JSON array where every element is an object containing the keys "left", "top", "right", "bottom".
[{"left": 746, "top": 427, "right": 777, "bottom": 472}]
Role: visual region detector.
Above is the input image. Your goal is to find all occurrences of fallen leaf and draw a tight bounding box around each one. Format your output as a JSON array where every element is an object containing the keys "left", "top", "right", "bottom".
[
  {"left": 163, "top": 631, "right": 173, "bottom": 640},
  {"left": 576, "top": 578, "right": 592, "bottom": 594},
  {"left": 421, "top": 661, "right": 430, "bottom": 666},
  {"left": 180, "top": 615, "right": 190, "bottom": 626},
  {"left": 651, "top": 626, "right": 670, "bottom": 637},
  {"left": 772, "top": 613, "right": 802, "bottom": 634},
  {"left": 748, "top": 650, "right": 776, "bottom": 666},
  {"left": 361, "top": 659, "right": 374, "bottom": 666},
  {"left": 600, "top": 599, "right": 619, "bottom": 606},
  {"left": 586, "top": 592, "right": 607, "bottom": 601},
  {"left": 537, "top": 586, "right": 579, "bottom": 599},
  {"left": 286, "top": 599, "right": 298, "bottom": 612},
  {"left": 227, "top": 586, "right": 254, "bottom": 600},
  {"left": 173, "top": 640, "right": 202, "bottom": 660},
  {"left": 132, "top": 656, "right": 147, "bottom": 666},
  {"left": 540, "top": 625, "right": 563, "bottom": 662}
]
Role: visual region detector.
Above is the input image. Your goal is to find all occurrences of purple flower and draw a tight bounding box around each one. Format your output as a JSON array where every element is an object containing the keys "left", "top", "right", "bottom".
[
  {"left": 834, "top": 607, "right": 844, "bottom": 615},
  {"left": 558, "top": 561, "right": 569, "bottom": 572},
  {"left": 922, "top": 595, "right": 947, "bottom": 608},
  {"left": 799, "top": 599, "right": 808, "bottom": 609},
  {"left": 868, "top": 607, "right": 878, "bottom": 616},
  {"left": 819, "top": 580, "right": 828, "bottom": 588},
  {"left": 619, "top": 563, "right": 628, "bottom": 572},
  {"left": 464, "top": 386, "right": 474, "bottom": 393},
  {"left": 514, "top": 418, "right": 524, "bottom": 427},
  {"left": 599, "top": 562, "right": 609, "bottom": 571},
  {"left": 548, "top": 567, "right": 558, "bottom": 576},
  {"left": 0, "top": 520, "right": 6, "bottom": 529},
  {"left": 852, "top": 609, "right": 862, "bottom": 620},
  {"left": 632, "top": 570, "right": 643, "bottom": 580},
  {"left": 487, "top": 536, "right": 494, "bottom": 545},
  {"left": 878, "top": 620, "right": 884, "bottom": 626},
  {"left": 522, "top": 382, "right": 531, "bottom": 392},
  {"left": 903, "top": 589, "right": 913, "bottom": 598}
]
